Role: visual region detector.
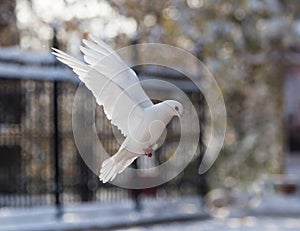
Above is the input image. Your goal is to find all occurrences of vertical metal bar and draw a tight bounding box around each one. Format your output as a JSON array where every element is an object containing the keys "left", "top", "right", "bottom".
[
  {"left": 131, "top": 161, "right": 141, "bottom": 211},
  {"left": 53, "top": 80, "right": 62, "bottom": 217},
  {"left": 52, "top": 26, "right": 62, "bottom": 218}
]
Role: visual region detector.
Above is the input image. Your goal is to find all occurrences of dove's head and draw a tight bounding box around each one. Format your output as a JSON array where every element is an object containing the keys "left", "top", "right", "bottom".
[{"left": 164, "top": 100, "right": 184, "bottom": 118}]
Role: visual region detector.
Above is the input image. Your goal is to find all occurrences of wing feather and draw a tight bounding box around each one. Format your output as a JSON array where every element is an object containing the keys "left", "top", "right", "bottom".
[
  {"left": 53, "top": 51, "right": 141, "bottom": 136},
  {"left": 52, "top": 36, "right": 153, "bottom": 135},
  {"left": 81, "top": 36, "right": 153, "bottom": 108}
]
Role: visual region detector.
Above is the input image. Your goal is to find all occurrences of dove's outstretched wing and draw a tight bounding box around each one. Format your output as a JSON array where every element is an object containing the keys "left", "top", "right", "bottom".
[
  {"left": 81, "top": 35, "right": 153, "bottom": 109},
  {"left": 52, "top": 36, "right": 152, "bottom": 136}
]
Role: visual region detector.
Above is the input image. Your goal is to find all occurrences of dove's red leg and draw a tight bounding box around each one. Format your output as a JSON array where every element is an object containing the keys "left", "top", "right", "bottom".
[{"left": 143, "top": 148, "right": 153, "bottom": 158}]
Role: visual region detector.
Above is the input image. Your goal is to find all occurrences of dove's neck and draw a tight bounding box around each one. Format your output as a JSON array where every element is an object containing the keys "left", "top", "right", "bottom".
[{"left": 149, "top": 102, "right": 175, "bottom": 124}]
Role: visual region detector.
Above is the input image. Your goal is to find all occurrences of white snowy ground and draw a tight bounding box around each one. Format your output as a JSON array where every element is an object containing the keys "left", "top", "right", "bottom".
[
  {"left": 0, "top": 197, "right": 206, "bottom": 231},
  {"left": 0, "top": 194, "right": 300, "bottom": 231},
  {"left": 120, "top": 217, "right": 300, "bottom": 231}
]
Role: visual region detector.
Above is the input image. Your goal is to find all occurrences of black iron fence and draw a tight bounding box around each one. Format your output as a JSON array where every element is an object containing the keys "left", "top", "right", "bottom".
[{"left": 0, "top": 46, "right": 207, "bottom": 209}]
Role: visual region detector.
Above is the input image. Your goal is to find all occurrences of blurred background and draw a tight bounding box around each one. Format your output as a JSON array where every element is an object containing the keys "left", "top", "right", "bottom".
[{"left": 0, "top": 0, "right": 300, "bottom": 230}]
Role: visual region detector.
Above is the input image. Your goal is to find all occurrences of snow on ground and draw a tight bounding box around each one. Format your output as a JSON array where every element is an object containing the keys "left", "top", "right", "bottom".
[
  {"left": 1, "top": 194, "right": 300, "bottom": 231},
  {"left": 121, "top": 217, "right": 300, "bottom": 231},
  {"left": 252, "top": 194, "right": 300, "bottom": 217},
  {"left": 0, "top": 197, "right": 206, "bottom": 231}
]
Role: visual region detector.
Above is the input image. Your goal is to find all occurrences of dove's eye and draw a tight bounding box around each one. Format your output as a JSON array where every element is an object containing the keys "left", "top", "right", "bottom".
[{"left": 175, "top": 106, "right": 179, "bottom": 111}]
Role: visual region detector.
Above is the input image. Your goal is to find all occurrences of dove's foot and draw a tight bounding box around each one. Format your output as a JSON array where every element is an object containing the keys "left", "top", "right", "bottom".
[{"left": 144, "top": 148, "right": 153, "bottom": 158}]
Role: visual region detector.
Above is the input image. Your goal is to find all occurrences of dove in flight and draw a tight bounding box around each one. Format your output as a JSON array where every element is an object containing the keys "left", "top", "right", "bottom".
[{"left": 52, "top": 35, "right": 183, "bottom": 183}]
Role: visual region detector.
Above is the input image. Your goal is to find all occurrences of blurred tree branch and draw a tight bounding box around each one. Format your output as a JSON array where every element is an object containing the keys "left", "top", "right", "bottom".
[
  {"left": 110, "top": 0, "right": 300, "bottom": 188},
  {"left": 0, "top": 0, "right": 19, "bottom": 46}
]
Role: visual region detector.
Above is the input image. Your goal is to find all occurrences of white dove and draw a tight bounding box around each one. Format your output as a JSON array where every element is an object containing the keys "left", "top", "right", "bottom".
[{"left": 52, "top": 35, "right": 183, "bottom": 183}]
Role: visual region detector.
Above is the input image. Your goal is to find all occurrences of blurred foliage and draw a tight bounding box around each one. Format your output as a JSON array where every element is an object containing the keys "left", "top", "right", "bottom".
[
  {"left": 5, "top": 0, "right": 300, "bottom": 189},
  {"left": 0, "top": 0, "right": 19, "bottom": 46},
  {"left": 109, "top": 0, "right": 299, "bottom": 188}
]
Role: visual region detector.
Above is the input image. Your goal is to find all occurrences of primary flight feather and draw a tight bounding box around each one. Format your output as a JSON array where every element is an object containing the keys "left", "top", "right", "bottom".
[{"left": 52, "top": 35, "right": 183, "bottom": 183}]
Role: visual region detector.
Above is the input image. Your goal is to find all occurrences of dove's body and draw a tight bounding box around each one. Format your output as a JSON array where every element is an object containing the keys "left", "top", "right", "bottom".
[
  {"left": 123, "top": 102, "right": 177, "bottom": 153},
  {"left": 52, "top": 35, "right": 183, "bottom": 183},
  {"left": 100, "top": 100, "right": 182, "bottom": 182}
]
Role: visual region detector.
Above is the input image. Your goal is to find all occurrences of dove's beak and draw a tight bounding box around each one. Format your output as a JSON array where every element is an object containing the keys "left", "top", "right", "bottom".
[{"left": 178, "top": 111, "right": 183, "bottom": 119}]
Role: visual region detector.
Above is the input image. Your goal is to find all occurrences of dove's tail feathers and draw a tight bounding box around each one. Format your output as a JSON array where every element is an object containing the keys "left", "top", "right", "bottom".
[{"left": 99, "top": 149, "right": 138, "bottom": 183}]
